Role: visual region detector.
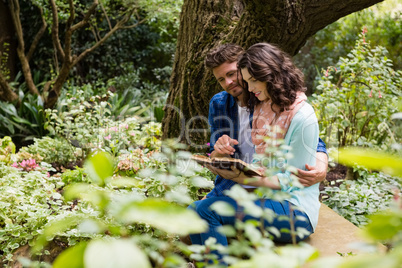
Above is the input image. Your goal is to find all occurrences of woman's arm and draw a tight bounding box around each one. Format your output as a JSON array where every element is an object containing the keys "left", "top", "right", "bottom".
[{"left": 276, "top": 106, "right": 319, "bottom": 191}]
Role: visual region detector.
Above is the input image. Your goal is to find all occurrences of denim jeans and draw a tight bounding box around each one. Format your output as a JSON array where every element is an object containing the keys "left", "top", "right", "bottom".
[{"left": 188, "top": 196, "right": 313, "bottom": 247}]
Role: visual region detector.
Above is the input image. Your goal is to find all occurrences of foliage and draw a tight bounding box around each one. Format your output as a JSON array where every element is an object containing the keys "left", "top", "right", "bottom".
[
  {"left": 0, "top": 93, "right": 47, "bottom": 146},
  {"left": 0, "top": 163, "right": 64, "bottom": 262},
  {"left": 0, "top": 136, "right": 16, "bottom": 163},
  {"left": 73, "top": 21, "right": 177, "bottom": 85},
  {"left": 0, "top": 0, "right": 182, "bottom": 110},
  {"left": 18, "top": 137, "right": 80, "bottom": 166},
  {"left": 312, "top": 32, "right": 401, "bottom": 150},
  {"left": 107, "top": 66, "right": 170, "bottom": 122},
  {"left": 295, "top": 0, "right": 402, "bottom": 92},
  {"left": 45, "top": 85, "right": 168, "bottom": 158},
  {"left": 61, "top": 167, "right": 90, "bottom": 185},
  {"left": 33, "top": 149, "right": 208, "bottom": 268},
  {"left": 322, "top": 172, "right": 401, "bottom": 226},
  {"left": 312, "top": 147, "right": 402, "bottom": 268}
]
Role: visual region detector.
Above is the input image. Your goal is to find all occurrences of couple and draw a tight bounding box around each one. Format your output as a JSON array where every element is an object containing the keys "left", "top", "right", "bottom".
[{"left": 189, "top": 43, "right": 328, "bottom": 250}]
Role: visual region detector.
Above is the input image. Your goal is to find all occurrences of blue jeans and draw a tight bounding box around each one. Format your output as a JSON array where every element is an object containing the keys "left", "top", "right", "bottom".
[{"left": 188, "top": 196, "right": 313, "bottom": 246}]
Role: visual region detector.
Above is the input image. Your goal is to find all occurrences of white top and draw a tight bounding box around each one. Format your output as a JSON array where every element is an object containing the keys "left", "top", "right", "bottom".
[{"left": 237, "top": 104, "right": 256, "bottom": 189}]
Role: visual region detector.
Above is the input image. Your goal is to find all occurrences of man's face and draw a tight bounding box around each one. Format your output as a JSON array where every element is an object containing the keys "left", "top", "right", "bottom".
[{"left": 212, "top": 61, "right": 243, "bottom": 98}]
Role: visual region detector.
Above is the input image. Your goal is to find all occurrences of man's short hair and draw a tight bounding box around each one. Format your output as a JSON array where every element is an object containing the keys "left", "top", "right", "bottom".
[{"left": 205, "top": 43, "right": 244, "bottom": 69}]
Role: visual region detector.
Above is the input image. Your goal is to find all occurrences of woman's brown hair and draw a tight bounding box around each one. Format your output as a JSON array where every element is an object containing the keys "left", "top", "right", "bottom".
[{"left": 238, "top": 43, "right": 306, "bottom": 112}]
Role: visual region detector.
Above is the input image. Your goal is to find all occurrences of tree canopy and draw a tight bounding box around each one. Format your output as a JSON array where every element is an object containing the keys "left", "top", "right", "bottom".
[{"left": 0, "top": 0, "right": 181, "bottom": 108}]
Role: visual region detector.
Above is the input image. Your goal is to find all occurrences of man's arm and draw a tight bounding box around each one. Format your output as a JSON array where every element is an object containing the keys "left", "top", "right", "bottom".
[
  {"left": 208, "top": 93, "right": 238, "bottom": 157},
  {"left": 296, "top": 138, "right": 328, "bottom": 187},
  {"left": 297, "top": 152, "right": 328, "bottom": 187}
]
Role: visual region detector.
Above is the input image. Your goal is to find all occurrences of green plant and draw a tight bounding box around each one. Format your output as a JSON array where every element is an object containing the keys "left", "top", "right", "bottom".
[
  {"left": 107, "top": 66, "right": 170, "bottom": 122},
  {"left": 0, "top": 136, "right": 16, "bottom": 163},
  {"left": 46, "top": 87, "right": 166, "bottom": 158},
  {"left": 294, "top": 0, "right": 402, "bottom": 92},
  {"left": 18, "top": 137, "right": 79, "bottom": 166},
  {"left": 61, "top": 167, "right": 90, "bottom": 185},
  {"left": 312, "top": 31, "right": 401, "bottom": 150},
  {"left": 312, "top": 147, "right": 402, "bottom": 268},
  {"left": 33, "top": 149, "right": 208, "bottom": 267},
  {"left": 322, "top": 172, "right": 401, "bottom": 226},
  {"left": 0, "top": 93, "right": 48, "bottom": 146},
  {"left": 0, "top": 163, "right": 64, "bottom": 262}
]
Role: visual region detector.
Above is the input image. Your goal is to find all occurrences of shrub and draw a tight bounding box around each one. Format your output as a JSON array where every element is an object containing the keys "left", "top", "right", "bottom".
[
  {"left": 0, "top": 93, "right": 48, "bottom": 147},
  {"left": 294, "top": 1, "right": 402, "bottom": 92},
  {"left": 312, "top": 30, "right": 402, "bottom": 150},
  {"left": 18, "top": 137, "right": 79, "bottom": 166},
  {"left": 0, "top": 164, "right": 64, "bottom": 261},
  {"left": 322, "top": 172, "right": 401, "bottom": 226}
]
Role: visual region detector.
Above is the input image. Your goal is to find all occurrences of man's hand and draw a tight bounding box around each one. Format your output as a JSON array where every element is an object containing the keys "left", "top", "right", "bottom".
[
  {"left": 206, "top": 165, "right": 280, "bottom": 189},
  {"left": 296, "top": 152, "right": 328, "bottom": 187},
  {"left": 212, "top": 135, "right": 239, "bottom": 157},
  {"left": 206, "top": 165, "right": 244, "bottom": 182}
]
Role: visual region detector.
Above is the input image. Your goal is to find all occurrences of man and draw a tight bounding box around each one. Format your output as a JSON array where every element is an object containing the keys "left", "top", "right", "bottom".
[{"left": 204, "top": 43, "right": 328, "bottom": 198}]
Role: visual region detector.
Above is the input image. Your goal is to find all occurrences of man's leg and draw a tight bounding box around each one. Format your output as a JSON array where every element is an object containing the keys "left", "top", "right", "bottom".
[
  {"left": 245, "top": 199, "right": 313, "bottom": 243},
  {"left": 188, "top": 196, "right": 237, "bottom": 246}
]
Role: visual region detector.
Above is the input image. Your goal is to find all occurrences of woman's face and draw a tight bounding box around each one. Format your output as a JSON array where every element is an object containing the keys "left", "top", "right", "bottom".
[{"left": 241, "top": 68, "right": 270, "bottom": 102}]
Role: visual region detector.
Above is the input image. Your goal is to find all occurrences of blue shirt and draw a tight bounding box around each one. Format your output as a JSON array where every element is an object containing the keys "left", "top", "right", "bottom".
[{"left": 206, "top": 91, "right": 327, "bottom": 198}]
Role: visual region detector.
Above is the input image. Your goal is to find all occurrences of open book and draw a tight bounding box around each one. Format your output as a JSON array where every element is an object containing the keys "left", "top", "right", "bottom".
[{"left": 191, "top": 155, "right": 263, "bottom": 177}]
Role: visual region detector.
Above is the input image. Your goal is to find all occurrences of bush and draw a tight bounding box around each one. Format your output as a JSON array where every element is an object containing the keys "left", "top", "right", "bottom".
[
  {"left": 18, "top": 137, "right": 79, "bottom": 166},
  {"left": 312, "top": 31, "right": 402, "bottom": 150},
  {"left": 322, "top": 172, "right": 401, "bottom": 226},
  {"left": 0, "top": 163, "right": 65, "bottom": 261},
  {"left": 294, "top": 1, "right": 402, "bottom": 93}
]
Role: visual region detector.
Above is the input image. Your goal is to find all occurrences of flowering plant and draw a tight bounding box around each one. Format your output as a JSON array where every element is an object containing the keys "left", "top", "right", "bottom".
[
  {"left": 312, "top": 28, "right": 401, "bottom": 150},
  {"left": 11, "top": 159, "right": 40, "bottom": 172}
]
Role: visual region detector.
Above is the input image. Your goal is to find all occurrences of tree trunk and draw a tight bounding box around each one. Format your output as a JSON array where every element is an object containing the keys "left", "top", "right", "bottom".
[
  {"left": 0, "top": 0, "right": 17, "bottom": 82},
  {"left": 162, "top": 0, "right": 384, "bottom": 149}
]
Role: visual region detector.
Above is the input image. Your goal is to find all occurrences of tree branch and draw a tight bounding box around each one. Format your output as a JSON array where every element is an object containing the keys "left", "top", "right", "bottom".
[
  {"left": 63, "top": 0, "right": 99, "bottom": 65},
  {"left": 100, "top": 1, "right": 112, "bottom": 31},
  {"left": 121, "top": 17, "right": 147, "bottom": 29},
  {"left": 9, "top": 0, "right": 40, "bottom": 96},
  {"left": 9, "top": 0, "right": 24, "bottom": 51},
  {"left": 301, "top": 0, "right": 384, "bottom": 49},
  {"left": 27, "top": 7, "right": 48, "bottom": 62},
  {"left": 73, "top": 9, "right": 134, "bottom": 65},
  {"left": 73, "top": 19, "right": 126, "bottom": 65},
  {"left": 49, "top": 0, "right": 65, "bottom": 61},
  {"left": 70, "top": 0, "right": 99, "bottom": 32}
]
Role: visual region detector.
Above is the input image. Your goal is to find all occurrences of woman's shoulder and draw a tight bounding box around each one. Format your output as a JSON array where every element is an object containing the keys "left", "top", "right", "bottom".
[{"left": 292, "top": 102, "right": 318, "bottom": 125}]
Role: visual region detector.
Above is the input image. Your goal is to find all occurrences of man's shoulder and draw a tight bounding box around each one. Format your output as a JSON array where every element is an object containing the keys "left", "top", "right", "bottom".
[{"left": 210, "top": 91, "right": 231, "bottom": 104}]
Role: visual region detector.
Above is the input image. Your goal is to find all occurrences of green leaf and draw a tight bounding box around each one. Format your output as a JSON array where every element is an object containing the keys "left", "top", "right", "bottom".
[
  {"left": 363, "top": 211, "right": 402, "bottom": 241},
  {"left": 64, "top": 183, "right": 110, "bottom": 209},
  {"left": 334, "top": 148, "right": 402, "bottom": 177},
  {"left": 84, "top": 239, "right": 151, "bottom": 268},
  {"left": 209, "top": 201, "right": 236, "bottom": 217},
  {"left": 53, "top": 241, "right": 87, "bottom": 268},
  {"left": 118, "top": 198, "right": 207, "bottom": 235},
  {"left": 107, "top": 177, "right": 143, "bottom": 188},
  {"left": 33, "top": 214, "right": 85, "bottom": 252},
  {"left": 84, "top": 151, "right": 114, "bottom": 186}
]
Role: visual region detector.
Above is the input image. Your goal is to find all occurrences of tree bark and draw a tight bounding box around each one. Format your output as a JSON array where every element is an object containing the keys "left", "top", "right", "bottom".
[
  {"left": 162, "top": 0, "right": 384, "bottom": 149},
  {"left": 0, "top": 0, "right": 17, "bottom": 82}
]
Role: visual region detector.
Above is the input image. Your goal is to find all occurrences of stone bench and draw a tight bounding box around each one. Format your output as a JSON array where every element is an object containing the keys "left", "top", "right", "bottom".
[{"left": 304, "top": 203, "right": 386, "bottom": 256}]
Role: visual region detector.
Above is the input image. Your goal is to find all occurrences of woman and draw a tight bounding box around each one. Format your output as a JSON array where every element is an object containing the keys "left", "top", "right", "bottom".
[{"left": 189, "top": 43, "right": 320, "bottom": 250}]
